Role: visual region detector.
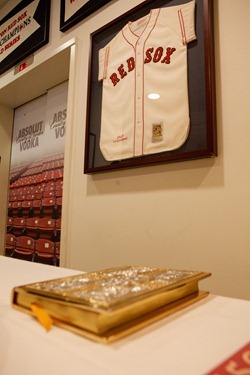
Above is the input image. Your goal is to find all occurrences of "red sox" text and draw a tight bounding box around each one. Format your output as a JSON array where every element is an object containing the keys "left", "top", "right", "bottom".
[{"left": 109, "top": 46, "right": 176, "bottom": 86}]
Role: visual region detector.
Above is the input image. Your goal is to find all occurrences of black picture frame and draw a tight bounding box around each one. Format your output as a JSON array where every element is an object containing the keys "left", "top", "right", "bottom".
[
  {"left": 84, "top": 0, "right": 217, "bottom": 174},
  {"left": 0, "top": 0, "right": 50, "bottom": 76},
  {"left": 60, "top": 0, "right": 112, "bottom": 32}
]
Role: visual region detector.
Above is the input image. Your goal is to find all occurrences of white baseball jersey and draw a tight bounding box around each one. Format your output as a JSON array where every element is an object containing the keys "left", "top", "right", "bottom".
[{"left": 98, "top": 0, "right": 196, "bottom": 161}]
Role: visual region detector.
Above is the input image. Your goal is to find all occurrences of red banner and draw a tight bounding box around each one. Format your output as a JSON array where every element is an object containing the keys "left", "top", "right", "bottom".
[
  {"left": 206, "top": 342, "right": 250, "bottom": 375},
  {"left": 0, "top": 0, "right": 50, "bottom": 75}
]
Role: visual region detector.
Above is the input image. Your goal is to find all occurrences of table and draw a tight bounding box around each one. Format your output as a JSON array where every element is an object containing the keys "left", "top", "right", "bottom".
[{"left": 1, "top": 255, "right": 250, "bottom": 375}]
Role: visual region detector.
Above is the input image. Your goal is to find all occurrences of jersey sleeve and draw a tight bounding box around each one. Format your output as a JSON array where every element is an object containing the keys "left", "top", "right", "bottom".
[
  {"left": 98, "top": 46, "right": 110, "bottom": 81},
  {"left": 178, "top": 0, "right": 196, "bottom": 45}
]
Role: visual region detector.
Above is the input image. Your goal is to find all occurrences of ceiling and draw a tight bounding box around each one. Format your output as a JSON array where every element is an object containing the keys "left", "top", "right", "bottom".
[{"left": 0, "top": 46, "right": 71, "bottom": 108}]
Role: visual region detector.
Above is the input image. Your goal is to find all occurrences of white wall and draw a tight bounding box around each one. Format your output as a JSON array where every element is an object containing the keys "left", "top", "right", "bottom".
[{"left": 1, "top": 0, "right": 250, "bottom": 301}]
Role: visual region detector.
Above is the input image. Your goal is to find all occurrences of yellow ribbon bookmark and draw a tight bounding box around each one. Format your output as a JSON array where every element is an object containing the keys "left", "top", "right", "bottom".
[{"left": 30, "top": 303, "right": 54, "bottom": 332}]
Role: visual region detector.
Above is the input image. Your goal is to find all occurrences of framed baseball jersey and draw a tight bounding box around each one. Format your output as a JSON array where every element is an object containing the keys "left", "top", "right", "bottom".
[{"left": 84, "top": 0, "right": 217, "bottom": 173}]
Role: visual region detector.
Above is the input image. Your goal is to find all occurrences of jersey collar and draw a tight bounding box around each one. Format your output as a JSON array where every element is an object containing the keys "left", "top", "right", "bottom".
[{"left": 122, "top": 9, "right": 160, "bottom": 47}]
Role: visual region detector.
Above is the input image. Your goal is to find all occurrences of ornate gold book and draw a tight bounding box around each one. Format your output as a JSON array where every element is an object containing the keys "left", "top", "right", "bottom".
[{"left": 12, "top": 266, "right": 211, "bottom": 343}]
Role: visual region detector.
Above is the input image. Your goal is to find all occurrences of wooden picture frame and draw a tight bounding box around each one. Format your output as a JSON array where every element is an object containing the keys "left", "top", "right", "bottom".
[
  {"left": 60, "top": 0, "right": 112, "bottom": 32},
  {"left": 84, "top": 0, "right": 217, "bottom": 174}
]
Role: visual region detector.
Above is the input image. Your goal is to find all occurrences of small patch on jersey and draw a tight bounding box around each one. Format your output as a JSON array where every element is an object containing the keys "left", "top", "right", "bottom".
[{"left": 152, "top": 122, "right": 163, "bottom": 142}]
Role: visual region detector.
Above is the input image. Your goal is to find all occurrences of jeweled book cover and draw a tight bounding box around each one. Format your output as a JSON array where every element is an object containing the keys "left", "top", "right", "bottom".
[{"left": 12, "top": 266, "right": 211, "bottom": 342}]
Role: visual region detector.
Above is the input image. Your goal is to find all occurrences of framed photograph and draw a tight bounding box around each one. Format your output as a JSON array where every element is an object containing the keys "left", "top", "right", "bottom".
[
  {"left": 60, "top": 0, "right": 112, "bottom": 32},
  {"left": 0, "top": 0, "right": 50, "bottom": 75},
  {"left": 84, "top": 0, "right": 217, "bottom": 174}
]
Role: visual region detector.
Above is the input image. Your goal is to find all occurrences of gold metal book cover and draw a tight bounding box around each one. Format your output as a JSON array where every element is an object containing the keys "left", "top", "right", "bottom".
[{"left": 12, "top": 266, "right": 211, "bottom": 342}]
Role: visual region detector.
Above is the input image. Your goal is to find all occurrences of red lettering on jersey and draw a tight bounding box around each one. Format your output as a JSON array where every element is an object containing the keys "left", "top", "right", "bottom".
[
  {"left": 110, "top": 46, "right": 176, "bottom": 86},
  {"left": 161, "top": 47, "right": 176, "bottom": 64},
  {"left": 153, "top": 47, "right": 163, "bottom": 62},
  {"left": 145, "top": 46, "right": 176, "bottom": 64},
  {"left": 127, "top": 57, "right": 135, "bottom": 72},
  {"left": 118, "top": 64, "right": 127, "bottom": 79},
  {"left": 144, "top": 48, "right": 154, "bottom": 64},
  {"left": 110, "top": 73, "right": 120, "bottom": 86},
  {"left": 113, "top": 134, "right": 128, "bottom": 143}
]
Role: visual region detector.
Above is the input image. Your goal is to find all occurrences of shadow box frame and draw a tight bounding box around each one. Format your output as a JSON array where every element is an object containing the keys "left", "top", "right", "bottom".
[
  {"left": 84, "top": 0, "right": 217, "bottom": 174},
  {"left": 60, "top": 0, "right": 113, "bottom": 32}
]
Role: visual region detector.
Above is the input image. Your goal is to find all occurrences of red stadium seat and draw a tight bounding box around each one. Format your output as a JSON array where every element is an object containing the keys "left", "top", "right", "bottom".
[
  {"left": 54, "top": 219, "right": 61, "bottom": 241},
  {"left": 55, "top": 168, "right": 63, "bottom": 180},
  {"left": 55, "top": 219, "right": 61, "bottom": 231},
  {"left": 5, "top": 233, "right": 17, "bottom": 257},
  {"left": 56, "top": 197, "right": 62, "bottom": 218},
  {"left": 56, "top": 179, "right": 63, "bottom": 187},
  {"left": 8, "top": 202, "right": 12, "bottom": 216},
  {"left": 26, "top": 194, "right": 35, "bottom": 201},
  {"left": 38, "top": 217, "right": 56, "bottom": 240},
  {"left": 13, "top": 236, "right": 35, "bottom": 261},
  {"left": 6, "top": 217, "right": 13, "bottom": 232},
  {"left": 12, "top": 217, "right": 26, "bottom": 236},
  {"left": 9, "top": 195, "right": 17, "bottom": 202},
  {"left": 41, "top": 197, "right": 56, "bottom": 218},
  {"left": 35, "top": 192, "right": 43, "bottom": 200},
  {"left": 17, "top": 194, "right": 26, "bottom": 201},
  {"left": 21, "top": 200, "right": 33, "bottom": 218},
  {"left": 55, "top": 185, "right": 63, "bottom": 197},
  {"left": 44, "top": 183, "right": 55, "bottom": 191},
  {"left": 46, "top": 181, "right": 55, "bottom": 188},
  {"left": 11, "top": 201, "right": 22, "bottom": 217},
  {"left": 25, "top": 217, "right": 40, "bottom": 239},
  {"left": 32, "top": 200, "right": 42, "bottom": 218},
  {"left": 34, "top": 238, "right": 56, "bottom": 265},
  {"left": 43, "top": 190, "right": 55, "bottom": 198}
]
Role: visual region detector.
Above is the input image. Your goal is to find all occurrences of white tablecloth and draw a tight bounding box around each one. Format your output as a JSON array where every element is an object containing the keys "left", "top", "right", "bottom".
[{"left": 1, "top": 256, "right": 250, "bottom": 375}]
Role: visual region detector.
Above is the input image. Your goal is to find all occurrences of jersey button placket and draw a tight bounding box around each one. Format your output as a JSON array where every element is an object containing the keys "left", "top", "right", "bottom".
[{"left": 134, "top": 41, "right": 143, "bottom": 157}]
